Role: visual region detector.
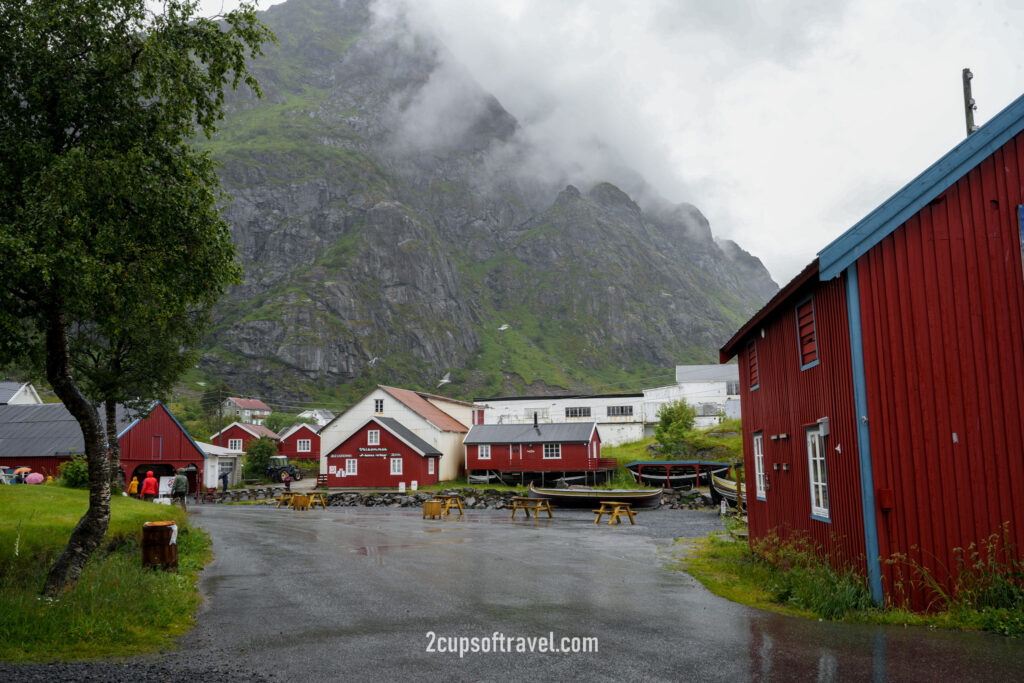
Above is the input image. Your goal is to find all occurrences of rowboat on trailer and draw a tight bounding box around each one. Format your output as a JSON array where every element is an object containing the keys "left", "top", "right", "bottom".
[
  {"left": 527, "top": 482, "right": 663, "bottom": 509},
  {"left": 625, "top": 460, "right": 732, "bottom": 490}
]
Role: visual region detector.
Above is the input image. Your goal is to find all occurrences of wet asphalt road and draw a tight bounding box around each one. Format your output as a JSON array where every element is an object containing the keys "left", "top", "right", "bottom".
[{"left": 5, "top": 505, "right": 1024, "bottom": 681}]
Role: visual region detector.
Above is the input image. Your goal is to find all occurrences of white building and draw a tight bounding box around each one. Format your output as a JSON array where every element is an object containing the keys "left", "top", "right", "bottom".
[
  {"left": 222, "top": 397, "right": 272, "bottom": 426},
  {"left": 297, "top": 408, "right": 335, "bottom": 427},
  {"left": 474, "top": 393, "right": 646, "bottom": 446},
  {"left": 0, "top": 381, "right": 43, "bottom": 405},
  {"left": 643, "top": 365, "right": 740, "bottom": 428},
  {"left": 319, "top": 385, "right": 472, "bottom": 482}
]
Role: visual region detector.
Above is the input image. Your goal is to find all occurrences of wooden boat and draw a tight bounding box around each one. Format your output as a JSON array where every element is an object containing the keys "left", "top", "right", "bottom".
[
  {"left": 527, "top": 482, "right": 663, "bottom": 509},
  {"left": 711, "top": 472, "right": 746, "bottom": 507},
  {"left": 625, "top": 460, "right": 731, "bottom": 490}
]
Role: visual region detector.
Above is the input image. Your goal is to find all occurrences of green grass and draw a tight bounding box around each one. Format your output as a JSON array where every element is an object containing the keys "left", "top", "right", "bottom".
[{"left": 0, "top": 486, "right": 210, "bottom": 662}]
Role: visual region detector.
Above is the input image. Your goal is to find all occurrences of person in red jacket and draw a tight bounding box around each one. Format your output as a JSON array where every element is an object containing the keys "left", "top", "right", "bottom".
[{"left": 140, "top": 470, "right": 159, "bottom": 502}]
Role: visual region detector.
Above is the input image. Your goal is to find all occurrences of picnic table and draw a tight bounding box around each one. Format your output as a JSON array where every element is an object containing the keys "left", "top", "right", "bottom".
[
  {"left": 432, "top": 494, "right": 464, "bottom": 516},
  {"left": 509, "top": 496, "right": 553, "bottom": 520},
  {"left": 593, "top": 501, "right": 636, "bottom": 525}
]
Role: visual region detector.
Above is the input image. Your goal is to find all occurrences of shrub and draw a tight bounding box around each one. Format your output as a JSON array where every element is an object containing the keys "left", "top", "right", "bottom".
[
  {"left": 58, "top": 455, "right": 90, "bottom": 489},
  {"left": 242, "top": 436, "right": 277, "bottom": 480}
]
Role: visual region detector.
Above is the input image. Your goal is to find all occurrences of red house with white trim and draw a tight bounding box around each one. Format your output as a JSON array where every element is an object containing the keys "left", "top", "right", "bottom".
[
  {"left": 325, "top": 417, "right": 440, "bottom": 487},
  {"left": 278, "top": 423, "right": 320, "bottom": 461},
  {"left": 119, "top": 402, "right": 207, "bottom": 494},
  {"left": 720, "top": 90, "right": 1024, "bottom": 609},
  {"left": 210, "top": 422, "right": 280, "bottom": 454},
  {"left": 463, "top": 422, "right": 613, "bottom": 485}
]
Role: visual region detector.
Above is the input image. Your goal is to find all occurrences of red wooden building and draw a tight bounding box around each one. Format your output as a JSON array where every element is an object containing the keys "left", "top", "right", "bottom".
[
  {"left": 463, "top": 422, "right": 614, "bottom": 485},
  {"left": 278, "top": 423, "right": 320, "bottom": 461},
  {"left": 720, "top": 92, "right": 1024, "bottom": 608},
  {"left": 325, "top": 417, "right": 441, "bottom": 487},
  {"left": 210, "top": 422, "right": 280, "bottom": 453},
  {"left": 118, "top": 402, "right": 207, "bottom": 494}
]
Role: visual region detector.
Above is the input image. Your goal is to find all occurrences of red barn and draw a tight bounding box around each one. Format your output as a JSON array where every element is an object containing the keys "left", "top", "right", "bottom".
[
  {"left": 325, "top": 417, "right": 440, "bottom": 487},
  {"left": 118, "top": 403, "right": 206, "bottom": 494},
  {"left": 210, "top": 422, "right": 280, "bottom": 453},
  {"left": 278, "top": 423, "right": 320, "bottom": 461},
  {"left": 463, "top": 422, "right": 613, "bottom": 486},
  {"left": 720, "top": 92, "right": 1024, "bottom": 609}
]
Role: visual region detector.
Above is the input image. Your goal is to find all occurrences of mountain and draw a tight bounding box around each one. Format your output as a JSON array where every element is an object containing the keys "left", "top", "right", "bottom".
[{"left": 196, "top": 0, "right": 777, "bottom": 402}]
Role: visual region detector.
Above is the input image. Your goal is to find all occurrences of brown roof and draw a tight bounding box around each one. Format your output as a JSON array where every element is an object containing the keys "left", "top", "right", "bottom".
[
  {"left": 379, "top": 386, "right": 468, "bottom": 433},
  {"left": 228, "top": 397, "right": 271, "bottom": 412}
]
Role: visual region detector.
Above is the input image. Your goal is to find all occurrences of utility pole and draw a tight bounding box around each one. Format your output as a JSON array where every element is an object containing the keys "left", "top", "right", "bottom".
[{"left": 963, "top": 68, "right": 978, "bottom": 136}]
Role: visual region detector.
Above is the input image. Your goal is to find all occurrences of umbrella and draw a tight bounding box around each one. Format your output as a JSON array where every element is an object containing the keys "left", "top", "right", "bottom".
[
  {"left": 24, "top": 472, "right": 44, "bottom": 484},
  {"left": 12, "top": 467, "right": 31, "bottom": 475}
]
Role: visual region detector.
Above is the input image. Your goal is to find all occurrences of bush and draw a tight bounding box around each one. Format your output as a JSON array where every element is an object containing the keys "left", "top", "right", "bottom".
[
  {"left": 58, "top": 455, "right": 90, "bottom": 489},
  {"left": 242, "top": 436, "right": 277, "bottom": 480}
]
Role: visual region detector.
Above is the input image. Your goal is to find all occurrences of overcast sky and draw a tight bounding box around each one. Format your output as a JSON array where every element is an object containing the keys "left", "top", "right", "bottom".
[{"left": 201, "top": 0, "right": 1024, "bottom": 285}]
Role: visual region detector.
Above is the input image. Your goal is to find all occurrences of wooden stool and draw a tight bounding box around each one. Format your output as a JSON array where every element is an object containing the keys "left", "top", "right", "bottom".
[{"left": 423, "top": 500, "right": 443, "bottom": 520}]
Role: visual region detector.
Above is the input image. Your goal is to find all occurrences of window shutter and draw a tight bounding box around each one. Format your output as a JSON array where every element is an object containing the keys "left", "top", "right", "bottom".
[
  {"left": 748, "top": 340, "right": 759, "bottom": 389},
  {"left": 796, "top": 298, "right": 818, "bottom": 367}
]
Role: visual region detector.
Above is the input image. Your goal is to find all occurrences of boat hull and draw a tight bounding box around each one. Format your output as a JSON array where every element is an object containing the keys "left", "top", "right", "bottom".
[
  {"left": 625, "top": 461, "right": 731, "bottom": 490},
  {"left": 527, "top": 483, "right": 663, "bottom": 509}
]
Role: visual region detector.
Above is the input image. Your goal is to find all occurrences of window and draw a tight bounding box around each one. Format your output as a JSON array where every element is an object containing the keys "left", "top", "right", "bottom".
[
  {"left": 543, "top": 443, "right": 561, "bottom": 459},
  {"left": 726, "top": 381, "right": 740, "bottom": 396},
  {"left": 748, "top": 340, "right": 760, "bottom": 390},
  {"left": 607, "top": 405, "right": 633, "bottom": 417},
  {"left": 428, "top": 458, "right": 435, "bottom": 475},
  {"left": 297, "top": 439, "right": 311, "bottom": 452},
  {"left": 807, "top": 427, "right": 829, "bottom": 520},
  {"left": 390, "top": 458, "right": 402, "bottom": 475},
  {"left": 753, "top": 433, "right": 766, "bottom": 500},
  {"left": 565, "top": 407, "right": 591, "bottom": 418},
  {"left": 796, "top": 296, "right": 819, "bottom": 369},
  {"left": 228, "top": 438, "right": 243, "bottom": 451},
  {"left": 368, "top": 430, "right": 380, "bottom": 446},
  {"left": 473, "top": 409, "right": 484, "bottom": 425},
  {"left": 374, "top": 399, "right": 384, "bottom": 413},
  {"left": 345, "top": 458, "right": 357, "bottom": 475},
  {"left": 523, "top": 408, "right": 548, "bottom": 420},
  {"left": 478, "top": 444, "right": 491, "bottom": 460}
]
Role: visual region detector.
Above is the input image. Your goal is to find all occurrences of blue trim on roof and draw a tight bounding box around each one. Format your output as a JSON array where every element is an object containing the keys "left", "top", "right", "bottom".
[
  {"left": 819, "top": 91, "right": 1024, "bottom": 280},
  {"left": 846, "top": 265, "right": 883, "bottom": 604},
  {"left": 119, "top": 402, "right": 206, "bottom": 460}
]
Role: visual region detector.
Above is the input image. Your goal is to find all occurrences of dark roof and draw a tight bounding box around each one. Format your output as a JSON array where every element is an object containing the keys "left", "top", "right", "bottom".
[
  {"left": 0, "top": 403, "right": 135, "bottom": 459},
  {"left": 0, "top": 382, "right": 25, "bottom": 404},
  {"left": 463, "top": 422, "right": 596, "bottom": 445},
  {"left": 473, "top": 392, "right": 644, "bottom": 402},
  {"left": 374, "top": 417, "right": 441, "bottom": 456}
]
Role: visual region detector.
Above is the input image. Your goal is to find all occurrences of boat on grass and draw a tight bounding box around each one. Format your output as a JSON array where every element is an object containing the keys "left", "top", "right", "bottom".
[
  {"left": 625, "top": 460, "right": 731, "bottom": 490},
  {"left": 710, "top": 472, "right": 746, "bottom": 507},
  {"left": 527, "top": 482, "right": 663, "bottom": 509}
]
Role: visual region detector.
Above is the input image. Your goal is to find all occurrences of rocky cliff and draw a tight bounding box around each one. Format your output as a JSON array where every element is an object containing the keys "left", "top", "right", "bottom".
[{"left": 198, "top": 0, "right": 777, "bottom": 401}]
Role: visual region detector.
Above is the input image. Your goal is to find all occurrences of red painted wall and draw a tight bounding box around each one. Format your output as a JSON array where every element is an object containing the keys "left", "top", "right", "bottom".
[
  {"left": 855, "top": 130, "right": 1024, "bottom": 607},
  {"left": 213, "top": 424, "right": 277, "bottom": 454},
  {"left": 736, "top": 274, "right": 867, "bottom": 572},
  {"left": 325, "top": 420, "right": 438, "bottom": 487},
  {"left": 119, "top": 403, "right": 205, "bottom": 493},
  {"left": 279, "top": 425, "right": 320, "bottom": 461},
  {"left": 466, "top": 432, "right": 603, "bottom": 472},
  {"left": 0, "top": 455, "right": 70, "bottom": 479}
]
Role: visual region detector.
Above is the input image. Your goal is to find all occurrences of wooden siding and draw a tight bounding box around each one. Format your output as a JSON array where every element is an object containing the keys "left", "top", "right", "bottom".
[
  {"left": 279, "top": 425, "right": 319, "bottom": 461},
  {"left": 325, "top": 421, "right": 439, "bottom": 487},
  {"left": 119, "top": 404, "right": 205, "bottom": 493},
  {"left": 0, "top": 455, "right": 70, "bottom": 479},
  {"left": 737, "top": 275, "right": 867, "bottom": 571},
  {"left": 856, "top": 130, "right": 1024, "bottom": 606},
  {"left": 465, "top": 433, "right": 610, "bottom": 472}
]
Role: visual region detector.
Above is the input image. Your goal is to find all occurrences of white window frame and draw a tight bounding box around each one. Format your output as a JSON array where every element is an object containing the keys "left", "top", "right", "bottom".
[
  {"left": 807, "top": 427, "right": 829, "bottom": 520},
  {"left": 374, "top": 399, "right": 384, "bottom": 413},
  {"left": 606, "top": 405, "right": 633, "bottom": 417},
  {"left": 368, "top": 430, "right": 380, "bottom": 446},
  {"left": 428, "top": 458, "right": 435, "bottom": 475},
  {"left": 753, "top": 432, "right": 766, "bottom": 500},
  {"left": 297, "top": 438, "right": 311, "bottom": 453},
  {"left": 478, "top": 444, "right": 491, "bottom": 460},
  {"left": 565, "top": 407, "right": 591, "bottom": 418},
  {"left": 390, "top": 458, "right": 402, "bottom": 476},
  {"left": 228, "top": 438, "right": 243, "bottom": 451},
  {"left": 345, "top": 458, "right": 357, "bottom": 476},
  {"left": 543, "top": 443, "right": 561, "bottom": 459}
]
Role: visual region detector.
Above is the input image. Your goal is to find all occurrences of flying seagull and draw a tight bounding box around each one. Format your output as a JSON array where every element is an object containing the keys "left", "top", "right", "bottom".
[
  {"left": 368, "top": 356, "right": 381, "bottom": 367},
  {"left": 436, "top": 372, "right": 451, "bottom": 388},
  {"left": 498, "top": 324, "right": 510, "bottom": 332}
]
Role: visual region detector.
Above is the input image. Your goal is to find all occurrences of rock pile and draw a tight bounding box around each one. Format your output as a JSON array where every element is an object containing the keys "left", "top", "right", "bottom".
[{"left": 324, "top": 488, "right": 715, "bottom": 510}]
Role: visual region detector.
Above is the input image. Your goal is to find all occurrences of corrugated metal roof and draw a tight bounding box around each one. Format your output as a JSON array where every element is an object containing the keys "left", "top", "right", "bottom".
[
  {"left": 463, "top": 422, "right": 596, "bottom": 445},
  {"left": 674, "top": 365, "right": 739, "bottom": 383},
  {"left": 0, "top": 402, "right": 136, "bottom": 459},
  {"left": 473, "top": 391, "right": 644, "bottom": 402},
  {"left": 380, "top": 386, "right": 468, "bottom": 433},
  {"left": 375, "top": 417, "right": 441, "bottom": 456}
]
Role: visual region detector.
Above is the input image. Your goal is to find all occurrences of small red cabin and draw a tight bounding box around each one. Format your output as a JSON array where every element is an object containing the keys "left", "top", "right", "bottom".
[
  {"left": 326, "top": 417, "right": 440, "bottom": 487},
  {"left": 278, "top": 423, "right": 320, "bottom": 461},
  {"left": 209, "top": 422, "right": 280, "bottom": 454},
  {"left": 119, "top": 403, "right": 206, "bottom": 494},
  {"left": 463, "top": 422, "right": 614, "bottom": 485}
]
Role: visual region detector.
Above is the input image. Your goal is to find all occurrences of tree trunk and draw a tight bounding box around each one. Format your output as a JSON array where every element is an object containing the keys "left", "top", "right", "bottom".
[
  {"left": 106, "top": 398, "right": 123, "bottom": 490},
  {"left": 42, "top": 311, "right": 112, "bottom": 598}
]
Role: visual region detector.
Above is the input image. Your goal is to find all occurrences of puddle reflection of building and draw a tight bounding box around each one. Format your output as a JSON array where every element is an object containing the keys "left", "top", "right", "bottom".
[{"left": 746, "top": 617, "right": 887, "bottom": 682}]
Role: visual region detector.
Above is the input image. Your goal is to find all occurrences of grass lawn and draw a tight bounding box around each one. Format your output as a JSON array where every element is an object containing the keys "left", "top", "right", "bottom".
[{"left": 0, "top": 485, "right": 210, "bottom": 662}]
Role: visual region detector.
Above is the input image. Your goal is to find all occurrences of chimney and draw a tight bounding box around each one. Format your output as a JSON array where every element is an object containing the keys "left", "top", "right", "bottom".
[{"left": 533, "top": 411, "right": 538, "bottom": 428}]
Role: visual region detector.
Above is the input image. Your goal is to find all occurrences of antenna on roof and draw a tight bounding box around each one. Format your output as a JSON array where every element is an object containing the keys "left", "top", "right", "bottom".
[{"left": 963, "top": 68, "right": 978, "bottom": 136}]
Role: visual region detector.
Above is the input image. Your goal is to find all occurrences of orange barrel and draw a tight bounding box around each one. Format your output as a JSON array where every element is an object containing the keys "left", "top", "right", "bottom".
[{"left": 141, "top": 521, "right": 179, "bottom": 571}]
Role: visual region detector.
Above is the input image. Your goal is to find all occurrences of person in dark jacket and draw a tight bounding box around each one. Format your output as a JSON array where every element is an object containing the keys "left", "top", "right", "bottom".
[
  {"left": 140, "top": 470, "right": 159, "bottom": 502},
  {"left": 171, "top": 468, "right": 189, "bottom": 511},
  {"left": 220, "top": 471, "right": 230, "bottom": 493}
]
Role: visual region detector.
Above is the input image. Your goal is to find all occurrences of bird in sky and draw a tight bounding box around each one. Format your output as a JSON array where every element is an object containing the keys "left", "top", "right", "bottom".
[{"left": 436, "top": 372, "right": 451, "bottom": 387}]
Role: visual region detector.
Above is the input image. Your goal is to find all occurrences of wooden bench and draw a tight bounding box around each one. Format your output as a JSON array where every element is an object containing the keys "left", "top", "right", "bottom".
[
  {"left": 593, "top": 501, "right": 636, "bottom": 525},
  {"left": 291, "top": 493, "right": 313, "bottom": 511},
  {"left": 423, "top": 500, "right": 443, "bottom": 520},
  {"left": 307, "top": 492, "right": 328, "bottom": 509},
  {"left": 432, "top": 494, "right": 465, "bottom": 516},
  {"left": 510, "top": 496, "right": 553, "bottom": 519},
  {"left": 276, "top": 491, "right": 295, "bottom": 508}
]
